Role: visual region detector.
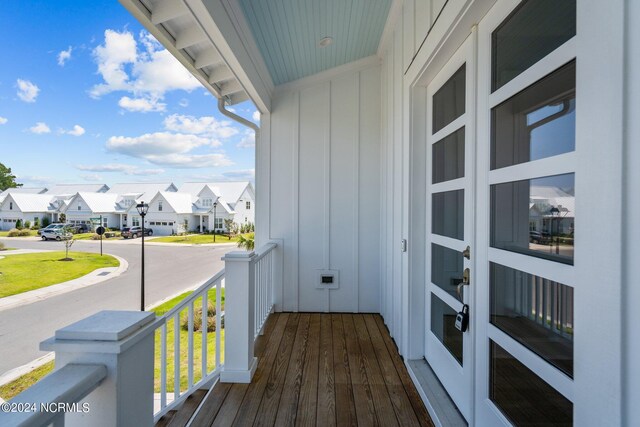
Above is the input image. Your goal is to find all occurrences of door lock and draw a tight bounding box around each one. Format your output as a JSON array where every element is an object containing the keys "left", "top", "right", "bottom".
[{"left": 456, "top": 268, "right": 471, "bottom": 300}]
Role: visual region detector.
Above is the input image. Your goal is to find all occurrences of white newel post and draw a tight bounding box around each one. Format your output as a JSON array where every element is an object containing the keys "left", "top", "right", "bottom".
[
  {"left": 220, "top": 250, "right": 257, "bottom": 383},
  {"left": 40, "top": 310, "right": 157, "bottom": 427}
]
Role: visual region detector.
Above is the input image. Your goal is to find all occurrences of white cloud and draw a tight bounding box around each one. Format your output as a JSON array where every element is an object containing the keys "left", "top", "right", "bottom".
[
  {"left": 90, "top": 29, "right": 200, "bottom": 110},
  {"left": 237, "top": 131, "right": 255, "bottom": 149},
  {"left": 16, "top": 79, "right": 40, "bottom": 103},
  {"left": 0, "top": 117, "right": 7, "bottom": 125},
  {"left": 57, "top": 46, "right": 73, "bottom": 66},
  {"left": 179, "top": 98, "right": 189, "bottom": 107},
  {"left": 66, "top": 125, "right": 85, "bottom": 136},
  {"left": 18, "top": 175, "right": 53, "bottom": 186},
  {"left": 80, "top": 174, "right": 102, "bottom": 182},
  {"left": 163, "top": 114, "right": 239, "bottom": 138},
  {"left": 105, "top": 132, "right": 230, "bottom": 168},
  {"left": 252, "top": 111, "right": 260, "bottom": 122},
  {"left": 76, "top": 163, "right": 165, "bottom": 175},
  {"left": 118, "top": 96, "right": 166, "bottom": 113},
  {"left": 29, "top": 122, "right": 51, "bottom": 134},
  {"left": 223, "top": 169, "right": 255, "bottom": 181}
]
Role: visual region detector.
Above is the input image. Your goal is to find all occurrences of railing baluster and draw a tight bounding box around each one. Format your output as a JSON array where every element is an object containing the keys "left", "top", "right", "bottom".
[
  {"left": 216, "top": 278, "right": 222, "bottom": 368},
  {"left": 161, "top": 323, "right": 167, "bottom": 409},
  {"left": 202, "top": 291, "right": 208, "bottom": 377},
  {"left": 174, "top": 313, "right": 180, "bottom": 400},
  {"left": 188, "top": 301, "right": 194, "bottom": 388}
]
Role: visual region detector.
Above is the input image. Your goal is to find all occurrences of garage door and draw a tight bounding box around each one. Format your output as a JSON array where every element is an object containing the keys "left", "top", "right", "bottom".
[{"left": 148, "top": 221, "right": 176, "bottom": 236}]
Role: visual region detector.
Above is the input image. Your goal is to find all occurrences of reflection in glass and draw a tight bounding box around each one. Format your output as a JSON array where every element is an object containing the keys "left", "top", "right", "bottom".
[
  {"left": 433, "top": 127, "right": 465, "bottom": 184},
  {"left": 433, "top": 64, "right": 465, "bottom": 134},
  {"left": 490, "top": 341, "right": 572, "bottom": 426},
  {"left": 492, "top": 61, "right": 576, "bottom": 170},
  {"left": 431, "top": 294, "right": 463, "bottom": 365},
  {"left": 432, "top": 190, "right": 464, "bottom": 240},
  {"left": 491, "top": 174, "right": 574, "bottom": 264},
  {"left": 491, "top": 263, "right": 573, "bottom": 376},
  {"left": 432, "top": 244, "right": 464, "bottom": 301},
  {"left": 492, "top": 0, "right": 576, "bottom": 91}
]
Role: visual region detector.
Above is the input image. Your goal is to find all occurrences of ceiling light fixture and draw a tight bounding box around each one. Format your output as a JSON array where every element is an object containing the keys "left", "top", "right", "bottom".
[{"left": 318, "top": 36, "right": 334, "bottom": 48}]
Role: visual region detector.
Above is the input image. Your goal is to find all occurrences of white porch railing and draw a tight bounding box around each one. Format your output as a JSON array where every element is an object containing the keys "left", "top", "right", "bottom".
[
  {"left": 152, "top": 269, "right": 225, "bottom": 422},
  {"left": 253, "top": 243, "right": 277, "bottom": 338},
  {"left": 0, "top": 241, "right": 281, "bottom": 427}
]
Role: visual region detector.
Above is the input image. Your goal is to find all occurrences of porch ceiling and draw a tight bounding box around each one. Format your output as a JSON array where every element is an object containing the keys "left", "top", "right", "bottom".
[{"left": 238, "top": 0, "right": 392, "bottom": 85}]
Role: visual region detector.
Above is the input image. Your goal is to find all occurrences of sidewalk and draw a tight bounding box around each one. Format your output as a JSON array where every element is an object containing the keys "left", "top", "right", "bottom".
[{"left": 0, "top": 253, "right": 128, "bottom": 312}]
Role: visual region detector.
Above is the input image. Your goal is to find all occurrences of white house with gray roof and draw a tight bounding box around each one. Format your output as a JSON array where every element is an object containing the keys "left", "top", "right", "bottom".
[
  {"left": 179, "top": 181, "right": 254, "bottom": 229},
  {"left": 0, "top": 193, "right": 56, "bottom": 230}
]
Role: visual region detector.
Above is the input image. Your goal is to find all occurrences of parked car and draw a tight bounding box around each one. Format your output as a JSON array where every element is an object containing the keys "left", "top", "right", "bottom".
[
  {"left": 529, "top": 231, "right": 552, "bottom": 244},
  {"left": 37, "top": 223, "right": 64, "bottom": 236},
  {"left": 121, "top": 226, "right": 153, "bottom": 239},
  {"left": 67, "top": 223, "right": 90, "bottom": 233},
  {"left": 41, "top": 228, "right": 72, "bottom": 241}
]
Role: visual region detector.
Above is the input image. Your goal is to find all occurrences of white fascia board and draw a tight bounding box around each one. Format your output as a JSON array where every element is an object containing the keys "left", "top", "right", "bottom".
[{"left": 185, "top": 0, "right": 273, "bottom": 112}]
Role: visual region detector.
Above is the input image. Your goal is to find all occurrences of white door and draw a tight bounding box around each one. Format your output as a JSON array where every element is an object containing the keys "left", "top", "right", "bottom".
[{"left": 424, "top": 35, "right": 475, "bottom": 421}]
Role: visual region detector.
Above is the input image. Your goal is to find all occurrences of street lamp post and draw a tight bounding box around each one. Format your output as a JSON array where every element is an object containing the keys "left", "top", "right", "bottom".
[
  {"left": 213, "top": 201, "right": 217, "bottom": 243},
  {"left": 549, "top": 206, "right": 560, "bottom": 255},
  {"left": 136, "top": 201, "right": 149, "bottom": 311}
]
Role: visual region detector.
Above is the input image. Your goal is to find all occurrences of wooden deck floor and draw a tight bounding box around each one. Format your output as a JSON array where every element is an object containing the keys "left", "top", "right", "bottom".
[{"left": 159, "top": 313, "right": 433, "bottom": 427}]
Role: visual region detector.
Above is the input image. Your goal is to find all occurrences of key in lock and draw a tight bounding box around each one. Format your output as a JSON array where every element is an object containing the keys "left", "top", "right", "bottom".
[{"left": 455, "top": 304, "right": 469, "bottom": 332}]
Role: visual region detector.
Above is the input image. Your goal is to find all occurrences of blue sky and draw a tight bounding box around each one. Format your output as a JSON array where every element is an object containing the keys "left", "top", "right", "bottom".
[{"left": 0, "top": 1, "right": 257, "bottom": 189}]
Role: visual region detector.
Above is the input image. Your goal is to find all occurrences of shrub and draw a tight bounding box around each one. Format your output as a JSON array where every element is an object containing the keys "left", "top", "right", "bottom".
[
  {"left": 6, "top": 228, "right": 30, "bottom": 237},
  {"left": 24, "top": 220, "right": 31, "bottom": 229},
  {"left": 15, "top": 219, "right": 22, "bottom": 230},
  {"left": 42, "top": 217, "right": 50, "bottom": 227},
  {"left": 33, "top": 217, "right": 40, "bottom": 229},
  {"left": 90, "top": 233, "right": 101, "bottom": 240},
  {"left": 180, "top": 301, "right": 224, "bottom": 332},
  {"left": 0, "top": 242, "right": 5, "bottom": 251},
  {"left": 237, "top": 232, "right": 255, "bottom": 251}
]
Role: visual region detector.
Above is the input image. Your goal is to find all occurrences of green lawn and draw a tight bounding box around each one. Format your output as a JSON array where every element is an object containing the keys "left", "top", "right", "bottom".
[
  {"left": 0, "top": 251, "right": 119, "bottom": 298},
  {"left": 0, "top": 230, "right": 38, "bottom": 237},
  {"left": 151, "top": 233, "right": 245, "bottom": 244},
  {"left": 0, "top": 360, "right": 55, "bottom": 401},
  {"left": 152, "top": 288, "right": 225, "bottom": 392},
  {"left": 72, "top": 232, "right": 121, "bottom": 240},
  {"left": 0, "top": 285, "right": 224, "bottom": 399}
]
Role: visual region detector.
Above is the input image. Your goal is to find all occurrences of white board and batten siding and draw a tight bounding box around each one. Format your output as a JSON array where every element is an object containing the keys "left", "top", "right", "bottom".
[{"left": 267, "top": 61, "right": 381, "bottom": 314}]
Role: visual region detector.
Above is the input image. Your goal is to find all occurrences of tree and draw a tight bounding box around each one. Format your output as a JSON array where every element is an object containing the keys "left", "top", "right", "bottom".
[
  {"left": 15, "top": 219, "right": 23, "bottom": 229},
  {"left": 236, "top": 232, "right": 255, "bottom": 251},
  {"left": 0, "top": 163, "right": 22, "bottom": 191},
  {"left": 62, "top": 225, "right": 75, "bottom": 260}
]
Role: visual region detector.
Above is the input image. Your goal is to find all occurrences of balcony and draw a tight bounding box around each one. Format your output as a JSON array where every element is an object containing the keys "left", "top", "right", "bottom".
[{"left": 0, "top": 241, "right": 430, "bottom": 426}]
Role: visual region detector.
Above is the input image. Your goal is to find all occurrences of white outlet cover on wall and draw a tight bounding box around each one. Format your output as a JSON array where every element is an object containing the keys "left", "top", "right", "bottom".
[{"left": 315, "top": 269, "right": 340, "bottom": 289}]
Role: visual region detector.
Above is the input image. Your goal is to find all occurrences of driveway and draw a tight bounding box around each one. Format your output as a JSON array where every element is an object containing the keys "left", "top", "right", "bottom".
[{"left": 0, "top": 237, "right": 237, "bottom": 375}]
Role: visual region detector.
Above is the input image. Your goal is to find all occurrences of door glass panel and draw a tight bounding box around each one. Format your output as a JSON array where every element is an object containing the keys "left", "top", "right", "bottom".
[
  {"left": 492, "top": 0, "right": 576, "bottom": 91},
  {"left": 492, "top": 61, "right": 576, "bottom": 170},
  {"left": 432, "top": 64, "right": 466, "bottom": 134},
  {"left": 490, "top": 341, "right": 572, "bottom": 426},
  {"left": 490, "top": 263, "right": 573, "bottom": 376},
  {"left": 433, "top": 127, "right": 465, "bottom": 184},
  {"left": 432, "top": 244, "right": 464, "bottom": 301},
  {"left": 491, "top": 174, "right": 574, "bottom": 264},
  {"left": 432, "top": 190, "right": 464, "bottom": 240},
  {"left": 431, "top": 294, "right": 463, "bottom": 365}
]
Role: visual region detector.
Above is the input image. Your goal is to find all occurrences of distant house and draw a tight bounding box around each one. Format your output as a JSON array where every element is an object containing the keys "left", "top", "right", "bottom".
[
  {"left": 45, "top": 183, "right": 109, "bottom": 195},
  {"left": 0, "top": 193, "right": 55, "bottom": 230},
  {"left": 0, "top": 187, "right": 48, "bottom": 208},
  {"left": 179, "top": 181, "right": 255, "bottom": 228},
  {"left": 107, "top": 183, "right": 177, "bottom": 229},
  {"left": 144, "top": 191, "right": 196, "bottom": 235},
  {"left": 62, "top": 192, "right": 120, "bottom": 230}
]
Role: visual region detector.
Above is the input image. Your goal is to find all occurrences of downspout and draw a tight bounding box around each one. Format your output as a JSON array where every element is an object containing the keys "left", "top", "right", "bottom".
[{"left": 217, "top": 98, "right": 259, "bottom": 134}]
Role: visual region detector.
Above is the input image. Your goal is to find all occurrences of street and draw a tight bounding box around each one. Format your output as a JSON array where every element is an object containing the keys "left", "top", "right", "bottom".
[{"left": 0, "top": 237, "right": 234, "bottom": 375}]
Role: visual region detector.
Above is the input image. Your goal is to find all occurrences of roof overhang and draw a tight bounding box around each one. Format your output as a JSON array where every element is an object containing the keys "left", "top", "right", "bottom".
[{"left": 118, "top": 0, "right": 273, "bottom": 112}]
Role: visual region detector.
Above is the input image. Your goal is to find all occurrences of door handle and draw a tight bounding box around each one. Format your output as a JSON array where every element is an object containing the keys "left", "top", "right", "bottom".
[{"left": 456, "top": 268, "right": 471, "bottom": 300}]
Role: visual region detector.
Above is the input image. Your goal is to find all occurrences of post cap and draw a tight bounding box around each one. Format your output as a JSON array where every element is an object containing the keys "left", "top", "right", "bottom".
[{"left": 54, "top": 310, "right": 155, "bottom": 342}]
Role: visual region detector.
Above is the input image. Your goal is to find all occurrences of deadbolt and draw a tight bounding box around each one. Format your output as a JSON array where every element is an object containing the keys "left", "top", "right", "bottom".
[{"left": 463, "top": 245, "right": 471, "bottom": 259}]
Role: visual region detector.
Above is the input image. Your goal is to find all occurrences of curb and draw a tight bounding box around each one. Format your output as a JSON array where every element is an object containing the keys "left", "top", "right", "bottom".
[
  {"left": 0, "top": 353, "right": 54, "bottom": 390},
  {"left": 0, "top": 253, "right": 129, "bottom": 312}
]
